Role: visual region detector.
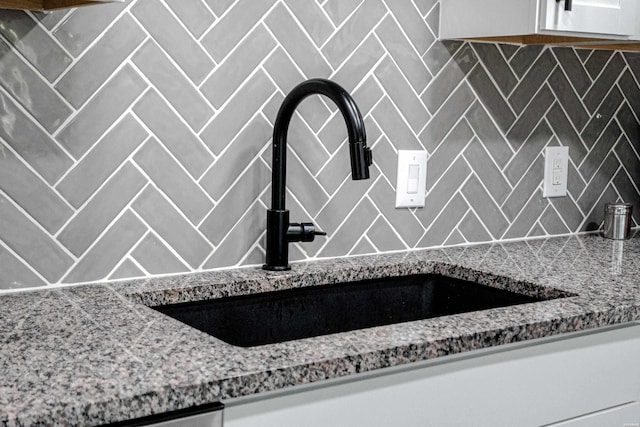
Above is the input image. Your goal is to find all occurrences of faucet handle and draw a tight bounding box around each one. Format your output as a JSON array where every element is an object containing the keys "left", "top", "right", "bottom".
[{"left": 287, "top": 222, "right": 327, "bottom": 243}]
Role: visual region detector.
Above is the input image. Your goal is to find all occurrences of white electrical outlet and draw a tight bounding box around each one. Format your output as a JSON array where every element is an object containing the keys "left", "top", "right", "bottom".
[
  {"left": 395, "top": 150, "right": 427, "bottom": 208},
  {"left": 543, "top": 146, "right": 569, "bottom": 198}
]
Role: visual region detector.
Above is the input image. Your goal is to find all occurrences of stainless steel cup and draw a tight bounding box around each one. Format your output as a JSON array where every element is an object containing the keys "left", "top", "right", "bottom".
[{"left": 603, "top": 203, "right": 632, "bottom": 240}]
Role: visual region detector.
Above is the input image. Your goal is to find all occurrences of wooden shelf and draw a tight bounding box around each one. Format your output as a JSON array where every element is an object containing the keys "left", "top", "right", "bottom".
[{"left": 0, "top": 0, "right": 119, "bottom": 11}]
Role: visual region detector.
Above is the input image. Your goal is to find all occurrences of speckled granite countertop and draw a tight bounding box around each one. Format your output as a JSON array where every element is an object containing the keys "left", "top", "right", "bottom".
[{"left": 2, "top": 233, "right": 640, "bottom": 426}]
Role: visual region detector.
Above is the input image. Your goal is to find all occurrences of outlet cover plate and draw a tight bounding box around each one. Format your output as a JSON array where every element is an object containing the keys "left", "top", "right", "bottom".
[{"left": 543, "top": 146, "right": 569, "bottom": 198}]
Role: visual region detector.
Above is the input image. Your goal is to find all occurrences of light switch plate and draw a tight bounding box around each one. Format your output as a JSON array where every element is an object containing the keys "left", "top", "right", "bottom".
[
  {"left": 543, "top": 146, "right": 569, "bottom": 198},
  {"left": 396, "top": 150, "right": 427, "bottom": 208}
]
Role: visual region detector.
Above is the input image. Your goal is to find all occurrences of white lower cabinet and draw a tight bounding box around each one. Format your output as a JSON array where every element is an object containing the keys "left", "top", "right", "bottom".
[{"left": 224, "top": 323, "right": 640, "bottom": 427}]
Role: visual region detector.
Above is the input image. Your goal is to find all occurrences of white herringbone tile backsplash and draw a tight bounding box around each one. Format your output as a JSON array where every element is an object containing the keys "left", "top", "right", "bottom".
[{"left": 0, "top": 0, "right": 639, "bottom": 291}]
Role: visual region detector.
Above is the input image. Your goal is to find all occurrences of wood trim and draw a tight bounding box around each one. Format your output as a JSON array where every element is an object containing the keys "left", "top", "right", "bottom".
[
  {"left": 467, "top": 35, "right": 609, "bottom": 45},
  {"left": 0, "top": 0, "right": 115, "bottom": 10},
  {"left": 0, "top": 0, "right": 44, "bottom": 10},
  {"left": 43, "top": 0, "right": 107, "bottom": 9},
  {"left": 465, "top": 34, "right": 640, "bottom": 52}
]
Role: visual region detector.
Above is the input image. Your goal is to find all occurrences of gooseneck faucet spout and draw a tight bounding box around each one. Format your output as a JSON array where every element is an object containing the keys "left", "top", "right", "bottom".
[{"left": 263, "top": 78, "right": 373, "bottom": 271}]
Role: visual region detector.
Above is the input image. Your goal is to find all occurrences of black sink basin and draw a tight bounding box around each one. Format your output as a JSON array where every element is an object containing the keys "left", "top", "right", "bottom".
[{"left": 152, "top": 274, "right": 552, "bottom": 347}]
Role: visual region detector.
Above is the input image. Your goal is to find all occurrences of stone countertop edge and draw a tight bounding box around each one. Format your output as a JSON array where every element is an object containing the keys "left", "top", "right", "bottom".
[{"left": 2, "top": 233, "right": 640, "bottom": 425}]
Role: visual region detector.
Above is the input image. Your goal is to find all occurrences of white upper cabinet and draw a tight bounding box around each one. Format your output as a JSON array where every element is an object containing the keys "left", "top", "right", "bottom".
[
  {"left": 541, "top": 0, "right": 639, "bottom": 37},
  {"left": 440, "top": 0, "right": 640, "bottom": 42}
]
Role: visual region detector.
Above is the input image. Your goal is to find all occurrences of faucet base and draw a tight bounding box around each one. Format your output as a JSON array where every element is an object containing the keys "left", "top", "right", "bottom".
[
  {"left": 263, "top": 209, "right": 290, "bottom": 271},
  {"left": 262, "top": 264, "right": 291, "bottom": 271},
  {"left": 263, "top": 210, "right": 328, "bottom": 271}
]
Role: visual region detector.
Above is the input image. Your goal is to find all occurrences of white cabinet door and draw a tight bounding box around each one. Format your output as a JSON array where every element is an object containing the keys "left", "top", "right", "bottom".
[{"left": 541, "top": 0, "right": 639, "bottom": 36}]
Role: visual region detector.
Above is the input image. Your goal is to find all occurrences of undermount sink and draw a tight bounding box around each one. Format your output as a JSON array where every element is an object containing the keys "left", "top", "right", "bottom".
[{"left": 152, "top": 274, "right": 564, "bottom": 347}]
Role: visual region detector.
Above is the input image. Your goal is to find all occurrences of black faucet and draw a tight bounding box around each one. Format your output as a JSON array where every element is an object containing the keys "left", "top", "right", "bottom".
[{"left": 263, "top": 78, "right": 373, "bottom": 271}]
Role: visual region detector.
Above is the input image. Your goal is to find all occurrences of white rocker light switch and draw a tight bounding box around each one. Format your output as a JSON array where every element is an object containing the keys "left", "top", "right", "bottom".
[{"left": 396, "top": 150, "right": 427, "bottom": 208}]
